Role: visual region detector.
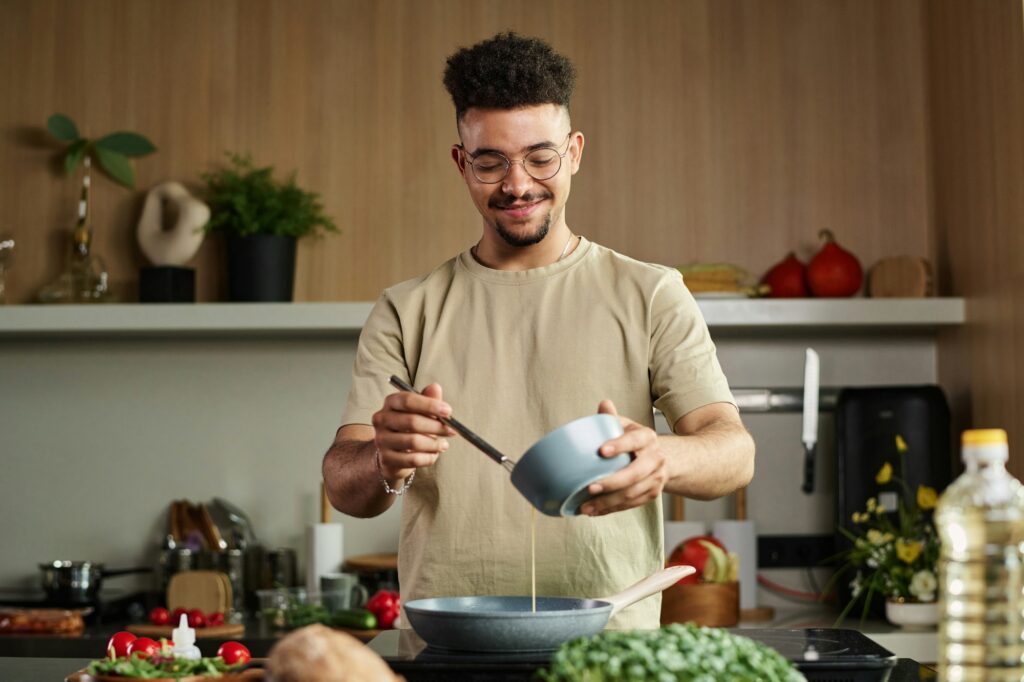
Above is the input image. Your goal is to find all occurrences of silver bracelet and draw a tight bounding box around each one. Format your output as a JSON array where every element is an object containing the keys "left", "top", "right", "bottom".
[{"left": 375, "top": 448, "right": 415, "bottom": 495}]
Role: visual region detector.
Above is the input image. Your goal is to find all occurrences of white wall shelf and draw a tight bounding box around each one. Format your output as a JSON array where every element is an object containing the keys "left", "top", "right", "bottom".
[{"left": 0, "top": 298, "right": 964, "bottom": 338}]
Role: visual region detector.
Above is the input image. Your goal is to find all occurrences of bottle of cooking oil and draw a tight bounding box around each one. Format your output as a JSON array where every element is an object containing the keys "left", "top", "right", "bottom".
[{"left": 936, "top": 428, "right": 1024, "bottom": 682}]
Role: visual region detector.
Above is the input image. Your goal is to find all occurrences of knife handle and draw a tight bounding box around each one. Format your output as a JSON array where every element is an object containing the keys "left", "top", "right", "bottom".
[{"left": 801, "top": 444, "right": 815, "bottom": 494}]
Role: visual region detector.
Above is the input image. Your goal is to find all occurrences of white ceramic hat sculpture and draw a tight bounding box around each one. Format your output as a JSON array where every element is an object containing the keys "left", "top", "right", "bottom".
[{"left": 136, "top": 181, "right": 209, "bottom": 266}]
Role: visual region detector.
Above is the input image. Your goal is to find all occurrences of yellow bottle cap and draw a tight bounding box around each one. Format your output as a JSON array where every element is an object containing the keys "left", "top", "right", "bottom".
[{"left": 962, "top": 428, "right": 1008, "bottom": 446}]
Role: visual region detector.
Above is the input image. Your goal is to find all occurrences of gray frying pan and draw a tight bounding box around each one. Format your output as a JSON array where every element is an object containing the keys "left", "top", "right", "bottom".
[{"left": 403, "top": 565, "right": 694, "bottom": 653}]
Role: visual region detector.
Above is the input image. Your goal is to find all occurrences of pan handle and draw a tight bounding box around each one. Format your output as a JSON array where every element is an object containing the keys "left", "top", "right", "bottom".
[{"left": 600, "top": 565, "right": 696, "bottom": 617}]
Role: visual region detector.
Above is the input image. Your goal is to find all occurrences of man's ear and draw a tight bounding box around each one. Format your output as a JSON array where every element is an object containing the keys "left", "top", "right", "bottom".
[
  {"left": 569, "top": 131, "right": 585, "bottom": 175},
  {"left": 451, "top": 145, "right": 467, "bottom": 178}
]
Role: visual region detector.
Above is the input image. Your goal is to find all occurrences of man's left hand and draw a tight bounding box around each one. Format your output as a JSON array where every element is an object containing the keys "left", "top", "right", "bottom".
[{"left": 579, "top": 400, "right": 667, "bottom": 516}]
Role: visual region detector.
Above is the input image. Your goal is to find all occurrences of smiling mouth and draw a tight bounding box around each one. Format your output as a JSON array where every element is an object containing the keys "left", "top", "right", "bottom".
[{"left": 497, "top": 201, "right": 543, "bottom": 219}]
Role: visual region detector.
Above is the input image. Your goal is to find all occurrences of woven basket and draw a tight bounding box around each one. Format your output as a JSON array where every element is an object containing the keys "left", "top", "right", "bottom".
[{"left": 660, "top": 581, "right": 739, "bottom": 627}]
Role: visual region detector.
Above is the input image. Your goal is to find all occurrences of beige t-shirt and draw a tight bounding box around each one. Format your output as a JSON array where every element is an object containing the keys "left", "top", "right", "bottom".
[{"left": 341, "top": 237, "right": 734, "bottom": 629}]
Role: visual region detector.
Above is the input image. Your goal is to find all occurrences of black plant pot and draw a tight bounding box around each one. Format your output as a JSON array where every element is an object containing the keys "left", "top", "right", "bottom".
[{"left": 226, "top": 234, "right": 296, "bottom": 302}]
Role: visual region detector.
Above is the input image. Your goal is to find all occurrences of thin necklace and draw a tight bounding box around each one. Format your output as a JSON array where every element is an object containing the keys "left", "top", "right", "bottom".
[
  {"left": 557, "top": 232, "right": 575, "bottom": 261},
  {"left": 472, "top": 232, "right": 576, "bottom": 264}
]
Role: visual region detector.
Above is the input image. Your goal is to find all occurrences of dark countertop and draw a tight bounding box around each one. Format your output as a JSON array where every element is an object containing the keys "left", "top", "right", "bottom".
[
  {"left": 0, "top": 624, "right": 281, "bottom": 659},
  {"left": 0, "top": 656, "right": 936, "bottom": 682}
]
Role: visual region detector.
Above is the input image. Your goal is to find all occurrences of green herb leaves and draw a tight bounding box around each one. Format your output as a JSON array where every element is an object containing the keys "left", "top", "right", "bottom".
[
  {"left": 201, "top": 152, "right": 338, "bottom": 239},
  {"left": 45, "top": 113, "right": 156, "bottom": 188},
  {"left": 539, "top": 623, "right": 806, "bottom": 682},
  {"left": 87, "top": 653, "right": 236, "bottom": 679}
]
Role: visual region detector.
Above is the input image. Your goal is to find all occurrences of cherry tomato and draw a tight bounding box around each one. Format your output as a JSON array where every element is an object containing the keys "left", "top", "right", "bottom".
[
  {"left": 187, "top": 608, "right": 206, "bottom": 628},
  {"left": 106, "top": 631, "right": 137, "bottom": 659},
  {"left": 217, "top": 641, "right": 251, "bottom": 666},
  {"left": 172, "top": 607, "right": 188, "bottom": 622},
  {"left": 206, "top": 611, "right": 225, "bottom": 627},
  {"left": 366, "top": 589, "right": 401, "bottom": 629},
  {"left": 127, "top": 637, "right": 159, "bottom": 659},
  {"left": 148, "top": 606, "right": 171, "bottom": 626}
]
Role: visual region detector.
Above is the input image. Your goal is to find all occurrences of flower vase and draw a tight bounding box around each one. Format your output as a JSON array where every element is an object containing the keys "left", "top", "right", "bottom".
[{"left": 885, "top": 599, "right": 938, "bottom": 630}]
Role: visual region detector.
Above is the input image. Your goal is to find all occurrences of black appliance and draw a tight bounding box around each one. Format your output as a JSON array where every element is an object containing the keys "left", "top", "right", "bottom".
[
  {"left": 835, "top": 385, "right": 952, "bottom": 613},
  {"left": 368, "top": 628, "right": 898, "bottom": 682}
]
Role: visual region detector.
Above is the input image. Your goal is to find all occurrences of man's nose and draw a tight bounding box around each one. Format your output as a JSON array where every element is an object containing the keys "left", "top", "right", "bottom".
[{"left": 501, "top": 161, "right": 534, "bottom": 197}]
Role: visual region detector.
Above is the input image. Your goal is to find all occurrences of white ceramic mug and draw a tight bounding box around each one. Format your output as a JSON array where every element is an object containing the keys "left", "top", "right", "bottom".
[{"left": 320, "top": 572, "right": 369, "bottom": 610}]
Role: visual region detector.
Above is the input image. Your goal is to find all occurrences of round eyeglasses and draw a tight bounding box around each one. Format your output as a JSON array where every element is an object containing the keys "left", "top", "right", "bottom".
[{"left": 460, "top": 133, "right": 572, "bottom": 184}]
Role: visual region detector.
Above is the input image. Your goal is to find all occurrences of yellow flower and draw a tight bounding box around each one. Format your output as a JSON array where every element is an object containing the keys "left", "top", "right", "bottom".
[
  {"left": 896, "top": 435, "right": 908, "bottom": 453},
  {"left": 867, "top": 529, "right": 884, "bottom": 545},
  {"left": 866, "top": 497, "right": 876, "bottom": 512},
  {"left": 896, "top": 538, "right": 924, "bottom": 564},
  {"left": 876, "top": 462, "right": 893, "bottom": 485},
  {"left": 917, "top": 485, "right": 938, "bottom": 510}
]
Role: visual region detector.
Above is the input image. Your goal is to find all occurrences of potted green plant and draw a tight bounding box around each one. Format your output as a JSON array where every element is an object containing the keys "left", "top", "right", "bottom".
[
  {"left": 830, "top": 434, "right": 941, "bottom": 627},
  {"left": 201, "top": 152, "right": 338, "bottom": 302}
]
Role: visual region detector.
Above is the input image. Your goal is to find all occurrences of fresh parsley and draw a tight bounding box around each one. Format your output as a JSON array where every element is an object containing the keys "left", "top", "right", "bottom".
[{"left": 538, "top": 623, "right": 806, "bottom": 681}]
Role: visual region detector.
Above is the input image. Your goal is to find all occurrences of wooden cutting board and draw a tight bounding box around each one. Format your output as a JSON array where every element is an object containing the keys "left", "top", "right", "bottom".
[
  {"left": 126, "top": 622, "right": 245, "bottom": 639},
  {"left": 343, "top": 553, "right": 397, "bottom": 574},
  {"left": 167, "top": 571, "right": 231, "bottom": 615},
  {"left": 867, "top": 256, "right": 933, "bottom": 297}
]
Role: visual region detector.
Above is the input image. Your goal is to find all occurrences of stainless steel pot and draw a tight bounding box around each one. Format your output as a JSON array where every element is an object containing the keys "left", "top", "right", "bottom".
[{"left": 39, "top": 560, "right": 151, "bottom": 605}]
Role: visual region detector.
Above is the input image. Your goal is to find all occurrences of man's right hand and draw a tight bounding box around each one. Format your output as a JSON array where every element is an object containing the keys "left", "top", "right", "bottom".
[{"left": 371, "top": 382, "right": 457, "bottom": 482}]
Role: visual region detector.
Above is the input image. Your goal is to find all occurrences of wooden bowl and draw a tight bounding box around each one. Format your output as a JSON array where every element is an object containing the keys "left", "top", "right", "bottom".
[{"left": 660, "top": 581, "right": 739, "bottom": 627}]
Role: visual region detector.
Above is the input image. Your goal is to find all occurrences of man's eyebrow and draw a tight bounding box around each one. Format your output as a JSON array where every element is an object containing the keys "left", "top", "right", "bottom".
[{"left": 467, "top": 139, "right": 561, "bottom": 157}]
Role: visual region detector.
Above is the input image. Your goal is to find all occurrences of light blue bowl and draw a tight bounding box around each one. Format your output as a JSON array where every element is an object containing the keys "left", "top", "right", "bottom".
[{"left": 510, "top": 413, "right": 630, "bottom": 517}]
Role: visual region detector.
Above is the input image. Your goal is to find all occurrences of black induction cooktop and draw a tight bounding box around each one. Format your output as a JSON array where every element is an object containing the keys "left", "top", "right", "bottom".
[{"left": 368, "top": 627, "right": 899, "bottom": 682}]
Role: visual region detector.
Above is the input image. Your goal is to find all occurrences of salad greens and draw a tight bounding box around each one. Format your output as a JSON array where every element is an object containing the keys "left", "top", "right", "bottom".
[
  {"left": 87, "top": 653, "right": 236, "bottom": 679},
  {"left": 538, "top": 623, "right": 806, "bottom": 682}
]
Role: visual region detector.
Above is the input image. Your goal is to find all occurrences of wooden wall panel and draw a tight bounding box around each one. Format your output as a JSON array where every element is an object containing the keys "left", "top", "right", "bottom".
[
  {"left": 0, "top": 0, "right": 931, "bottom": 303},
  {"left": 928, "top": 0, "right": 1024, "bottom": 476}
]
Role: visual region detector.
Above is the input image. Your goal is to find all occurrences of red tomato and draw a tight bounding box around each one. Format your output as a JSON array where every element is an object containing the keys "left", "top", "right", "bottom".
[
  {"left": 172, "top": 607, "right": 188, "bottom": 622},
  {"left": 206, "top": 611, "right": 225, "bottom": 627},
  {"left": 667, "top": 535, "right": 727, "bottom": 583},
  {"left": 366, "top": 590, "right": 401, "bottom": 629},
  {"left": 187, "top": 608, "right": 206, "bottom": 628},
  {"left": 127, "top": 637, "right": 159, "bottom": 659},
  {"left": 148, "top": 606, "right": 170, "bottom": 626},
  {"left": 106, "top": 631, "right": 137, "bottom": 659},
  {"left": 217, "top": 641, "right": 251, "bottom": 666}
]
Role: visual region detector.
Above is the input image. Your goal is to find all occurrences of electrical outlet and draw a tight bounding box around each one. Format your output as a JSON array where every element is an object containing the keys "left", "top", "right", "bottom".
[{"left": 758, "top": 534, "right": 836, "bottom": 568}]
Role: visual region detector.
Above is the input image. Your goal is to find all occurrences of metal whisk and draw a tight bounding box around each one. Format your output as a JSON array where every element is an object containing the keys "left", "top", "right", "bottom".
[{"left": 389, "top": 375, "right": 517, "bottom": 473}]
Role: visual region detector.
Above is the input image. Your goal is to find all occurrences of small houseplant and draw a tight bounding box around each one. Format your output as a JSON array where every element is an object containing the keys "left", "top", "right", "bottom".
[
  {"left": 38, "top": 114, "right": 156, "bottom": 303},
  {"left": 832, "top": 435, "right": 941, "bottom": 626},
  {"left": 201, "top": 152, "right": 337, "bottom": 301}
]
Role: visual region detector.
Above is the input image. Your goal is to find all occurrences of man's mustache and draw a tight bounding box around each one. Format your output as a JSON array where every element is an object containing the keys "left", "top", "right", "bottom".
[{"left": 489, "top": 192, "right": 553, "bottom": 209}]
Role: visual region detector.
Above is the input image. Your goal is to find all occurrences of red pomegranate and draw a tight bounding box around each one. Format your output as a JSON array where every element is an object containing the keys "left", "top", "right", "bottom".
[
  {"left": 807, "top": 229, "right": 863, "bottom": 297},
  {"left": 667, "top": 535, "right": 727, "bottom": 585},
  {"left": 761, "top": 252, "right": 808, "bottom": 298}
]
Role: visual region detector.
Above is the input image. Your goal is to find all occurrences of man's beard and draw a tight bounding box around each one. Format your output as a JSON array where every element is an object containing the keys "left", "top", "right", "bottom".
[
  {"left": 489, "top": 192, "right": 556, "bottom": 247},
  {"left": 493, "top": 211, "right": 552, "bottom": 247}
]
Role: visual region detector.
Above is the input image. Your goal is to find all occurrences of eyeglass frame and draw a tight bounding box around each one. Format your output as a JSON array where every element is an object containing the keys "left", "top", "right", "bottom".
[{"left": 456, "top": 132, "right": 574, "bottom": 184}]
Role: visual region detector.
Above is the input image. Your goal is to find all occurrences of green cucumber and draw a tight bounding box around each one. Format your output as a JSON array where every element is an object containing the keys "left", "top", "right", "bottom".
[{"left": 329, "top": 608, "right": 378, "bottom": 630}]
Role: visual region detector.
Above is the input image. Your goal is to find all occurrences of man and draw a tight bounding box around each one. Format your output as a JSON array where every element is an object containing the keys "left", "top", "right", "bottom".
[{"left": 323, "top": 32, "right": 754, "bottom": 628}]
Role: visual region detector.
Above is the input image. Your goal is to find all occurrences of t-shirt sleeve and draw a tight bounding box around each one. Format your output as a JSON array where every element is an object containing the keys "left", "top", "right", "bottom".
[
  {"left": 340, "top": 292, "right": 410, "bottom": 427},
  {"left": 649, "top": 270, "right": 736, "bottom": 432}
]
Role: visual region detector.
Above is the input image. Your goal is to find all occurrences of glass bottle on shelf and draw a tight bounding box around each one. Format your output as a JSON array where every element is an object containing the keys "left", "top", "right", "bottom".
[{"left": 38, "top": 157, "right": 113, "bottom": 303}]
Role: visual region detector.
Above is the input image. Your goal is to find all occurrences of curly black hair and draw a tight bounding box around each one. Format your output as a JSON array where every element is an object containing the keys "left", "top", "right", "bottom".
[{"left": 443, "top": 32, "right": 577, "bottom": 121}]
